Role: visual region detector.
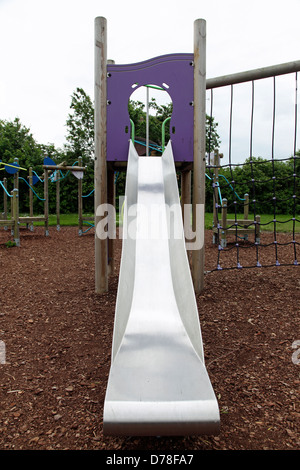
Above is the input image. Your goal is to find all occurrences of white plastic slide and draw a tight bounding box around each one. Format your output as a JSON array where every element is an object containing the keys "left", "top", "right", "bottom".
[{"left": 103, "top": 141, "right": 220, "bottom": 436}]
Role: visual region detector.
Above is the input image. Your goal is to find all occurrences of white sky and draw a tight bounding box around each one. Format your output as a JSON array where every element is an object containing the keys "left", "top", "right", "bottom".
[{"left": 0, "top": 0, "right": 300, "bottom": 163}]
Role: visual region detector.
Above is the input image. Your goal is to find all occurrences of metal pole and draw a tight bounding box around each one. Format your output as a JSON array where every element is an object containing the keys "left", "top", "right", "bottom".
[
  {"left": 94, "top": 16, "right": 108, "bottom": 294},
  {"left": 192, "top": 19, "right": 206, "bottom": 293}
]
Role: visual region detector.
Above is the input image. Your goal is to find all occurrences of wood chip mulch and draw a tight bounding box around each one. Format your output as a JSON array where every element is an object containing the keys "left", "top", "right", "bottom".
[{"left": 0, "top": 226, "right": 299, "bottom": 450}]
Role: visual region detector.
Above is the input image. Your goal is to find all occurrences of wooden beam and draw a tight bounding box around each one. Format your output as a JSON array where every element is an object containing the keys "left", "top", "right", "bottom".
[
  {"left": 192, "top": 18, "right": 206, "bottom": 294},
  {"left": 42, "top": 165, "right": 86, "bottom": 171},
  {"left": 94, "top": 16, "right": 108, "bottom": 294}
]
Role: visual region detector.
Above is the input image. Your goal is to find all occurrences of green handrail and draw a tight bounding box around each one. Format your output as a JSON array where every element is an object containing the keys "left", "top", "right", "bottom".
[
  {"left": 161, "top": 117, "right": 171, "bottom": 152},
  {"left": 130, "top": 119, "right": 135, "bottom": 143}
]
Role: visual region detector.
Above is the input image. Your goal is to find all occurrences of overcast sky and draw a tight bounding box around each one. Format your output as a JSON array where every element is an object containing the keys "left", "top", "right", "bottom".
[{"left": 0, "top": 0, "right": 299, "bottom": 164}]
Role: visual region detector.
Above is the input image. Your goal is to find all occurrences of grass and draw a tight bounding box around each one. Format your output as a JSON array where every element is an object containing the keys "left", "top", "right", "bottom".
[
  {"left": 205, "top": 212, "right": 300, "bottom": 233},
  {"left": 18, "top": 212, "right": 300, "bottom": 233}
]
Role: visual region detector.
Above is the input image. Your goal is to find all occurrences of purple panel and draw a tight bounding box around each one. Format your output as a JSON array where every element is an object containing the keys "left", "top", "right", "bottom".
[{"left": 107, "top": 53, "right": 194, "bottom": 162}]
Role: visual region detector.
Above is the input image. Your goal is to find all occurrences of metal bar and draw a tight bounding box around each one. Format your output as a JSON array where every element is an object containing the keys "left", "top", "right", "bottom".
[
  {"left": 206, "top": 60, "right": 300, "bottom": 89},
  {"left": 0, "top": 161, "right": 27, "bottom": 171}
]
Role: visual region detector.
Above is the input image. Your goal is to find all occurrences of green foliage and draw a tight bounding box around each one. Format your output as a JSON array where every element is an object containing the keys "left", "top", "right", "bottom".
[
  {"left": 205, "top": 155, "right": 300, "bottom": 215},
  {"left": 5, "top": 240, "right": 16, "bottom": 248},
  {"left": 65, "top": 88, "right": 94, "bottom": 163},
  {"left": 0, "top": 118, "right": 43, "bottom": 168}
]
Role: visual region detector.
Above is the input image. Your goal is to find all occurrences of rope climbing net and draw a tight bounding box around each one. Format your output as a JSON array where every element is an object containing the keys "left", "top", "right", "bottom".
[{"left": 206, "top": 68, "right": 300, "bottom": 272}]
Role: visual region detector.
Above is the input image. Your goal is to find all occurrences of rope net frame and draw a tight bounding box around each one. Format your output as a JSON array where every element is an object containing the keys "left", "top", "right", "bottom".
[{"left": 206, "top": 71, "right": 300, "bottom": 273}]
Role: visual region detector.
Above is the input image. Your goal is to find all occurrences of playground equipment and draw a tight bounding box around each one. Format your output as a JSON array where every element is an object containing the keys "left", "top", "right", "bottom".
[
  {"left": 0, "top": 159, "right": 27, "bottom": 245},
  {"left": 211, "top": 150, "right": 261, "bottom": 247},
  {"left": 0, "top": 156, "right": 85, "bottom": 245},
  {"left": 0, "top": 177, "right": 10, "bottom": 228},
  {"left": 42, "top": 157, "right": 86, "bottom": 232},
  {"left": 0, "top": 158, "right": 48, "bottom": 240},
  {"left": 94, "top": 15, "right": 300, "bottom": 436},
  {"left": 205, "top": 63, "right": 299, "bottom": 270},
  {"left": 0, "top": 181, "right": 19, "bottom": 244},
  {"left": 78, "top": 157, "right": 94, "bottom": 236},
  {"left": 103, "top": 141, "right": 220, "bottom": 436},
  {"left": 95, "top": 20, "right": 206, "bottom": 294},
  {"left": 95, "top": 17, "right": 219, "bottom": 436},
  {"left": 17, "top": 162, "right": 48, "bottom": 234}
]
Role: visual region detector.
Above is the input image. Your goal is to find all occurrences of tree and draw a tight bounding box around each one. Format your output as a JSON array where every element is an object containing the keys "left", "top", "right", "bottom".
[
  {"left": 65, "top": 88, "right": 94, "bottom": 163},
  {"left": 0, "top": 118, "right": 43, "bottom": 169}
]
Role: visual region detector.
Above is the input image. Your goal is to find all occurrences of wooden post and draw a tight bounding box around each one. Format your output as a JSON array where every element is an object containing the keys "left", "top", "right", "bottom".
[
  {"left": 192, "top": 18, "right": 206, "bottom": 293},
  {"left": 221, "top": 198, "right": 227, "bottom": 248},
  {"left": 10, "top": 190, "right": 14, "bottom": 235},
  {"left": 29, "top": 168, "right": 33, "bottom": 217},
  {"left": 12, "top": 189, "right": 20, "bottom": 246},
  {"left": 28, "top": 167, "right": 34, "bottom": 231},
  {"left": 13, "top": 158, "right": 19, "bottom": 193},
  {"left": 244, "top": 193, "right": 249, "bottom": 220},
  {"left": 94, "top": 16, "right": 108, "bottom": 293},
  {"left": 255, "top": 214, "right": 261, "bottom": 243},
  {"left": 3, "top": 178, "right": 7, "bottom": 229},
  {"left": 56, "top": 169, "right": 60, "bottom": 231},
  {"left": 181, "top": 170, "right": 191, "bottom": 222},
  {"left": 12, "top": 159, "right": 19, "bottom": 236},
  {"left": 44, "top": 169, "right": 49, "bottom": 236},
  {"left": 78, "top": 156, "right": 83, "bottom": 235}
]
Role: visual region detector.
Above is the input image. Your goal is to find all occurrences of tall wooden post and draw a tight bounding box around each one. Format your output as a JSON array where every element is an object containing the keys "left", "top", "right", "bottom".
[
  {"left": 192, "top": 19, "right": 206, "bottom": 293},
  {"left": 94, "top": 16, "right": 108, "bottom": 293}
]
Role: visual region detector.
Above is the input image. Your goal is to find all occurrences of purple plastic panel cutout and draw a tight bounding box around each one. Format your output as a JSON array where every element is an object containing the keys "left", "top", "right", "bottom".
[{"left": 107, "top": 53, "right": 194, "bottom": 162}]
